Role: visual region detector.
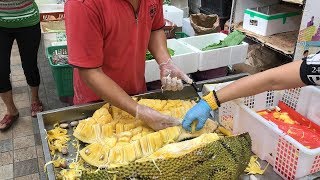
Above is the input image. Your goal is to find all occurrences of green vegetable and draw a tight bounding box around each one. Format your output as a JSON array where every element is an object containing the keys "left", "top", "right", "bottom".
[
  {"left": 146, "top": 48, "right": 175, "bottom": 61},
  {"left": 202, "top": 30, "right": 246, "bottom": 51}
]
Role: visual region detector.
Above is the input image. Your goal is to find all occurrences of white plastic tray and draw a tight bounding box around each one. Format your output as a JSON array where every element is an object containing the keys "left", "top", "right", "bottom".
[
  {"left": 145, "top": 39, "right": 199, "bottom": 82},
  {"left": 178, "top": 33, "right": 249, "bottom": 71}
]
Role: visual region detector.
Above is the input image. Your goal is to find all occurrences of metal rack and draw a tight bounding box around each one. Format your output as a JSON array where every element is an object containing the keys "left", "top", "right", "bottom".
[{"left": 229, "top": 0, "right": 305, "bottom": 60}]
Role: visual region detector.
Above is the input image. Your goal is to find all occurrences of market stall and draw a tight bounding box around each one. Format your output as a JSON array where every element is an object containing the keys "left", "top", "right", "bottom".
[{"left": 34, "top": 0, "right": 320, "bottom": 180}]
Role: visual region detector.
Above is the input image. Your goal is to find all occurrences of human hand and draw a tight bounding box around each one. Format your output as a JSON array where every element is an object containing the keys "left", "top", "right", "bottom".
[
  {"left": 159, "top": 59, "right": 193, "bottom": 91},
  {"left": 135, "top": 104, "right": 181, "bottom": 131},
  {"left": 182, "top": 100, "right": 212, "bottom": 132}
]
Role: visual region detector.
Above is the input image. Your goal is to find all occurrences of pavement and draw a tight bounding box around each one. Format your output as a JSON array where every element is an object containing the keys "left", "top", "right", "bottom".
[{"left": 0, "top": 40, "right": 69, "bottom": 180}]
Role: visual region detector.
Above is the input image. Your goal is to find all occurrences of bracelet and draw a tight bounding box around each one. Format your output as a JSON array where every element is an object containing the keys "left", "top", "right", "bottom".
[{"left": 212, "top": 90, "right": 221, "bottom": 107}]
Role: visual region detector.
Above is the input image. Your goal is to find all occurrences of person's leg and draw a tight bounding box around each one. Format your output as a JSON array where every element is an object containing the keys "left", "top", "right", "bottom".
[
  {"left": 15, "top": 24, "right": 42, "bottom": 117},
  {"left": 0, "top": 27, "right": 19, "bottom": 130}
]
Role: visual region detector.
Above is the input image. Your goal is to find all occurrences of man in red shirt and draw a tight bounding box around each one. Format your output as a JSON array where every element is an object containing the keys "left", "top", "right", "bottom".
[{"left": 65, "top": 0, "right": 192, "bottom": 130}]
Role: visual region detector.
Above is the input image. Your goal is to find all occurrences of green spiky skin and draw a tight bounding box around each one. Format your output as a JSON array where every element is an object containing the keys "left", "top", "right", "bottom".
[{"left": 81, "top": 133, "right": 251, "bottom": 180}]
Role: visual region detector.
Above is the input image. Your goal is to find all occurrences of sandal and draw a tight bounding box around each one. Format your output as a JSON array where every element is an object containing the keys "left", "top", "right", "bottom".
[
  {"left": 31, "top": 101, "right": 43, "bottom": 117},
  {"left": 0, "top": 113, "right": 19, "bottom": 131}
]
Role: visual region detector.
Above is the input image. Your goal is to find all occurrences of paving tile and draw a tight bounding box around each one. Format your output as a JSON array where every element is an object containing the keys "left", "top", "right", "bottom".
[
  {"left": 15, "top": 100, "right": 30, "bottom": 109},
  {"left": 17, "top": 107, "right": 30, "bottom": 118},
  {"left": 10, "top": 69, "right": 24, "bottom": 76},
  {"left": 13, "top": 118, "right": 33, "bottom": 138},
  {"left": 14, "top": 146, "right": 36, "bottom": 163},
  {"left": 42, "top": 77, "right": 54, "bottom": 85},
  {"left": 13, "top": 159, "right": 38, "bottom": 178},
  {"left": 0, "top": 164, "right": 13, "bottom": 180},
  {"left": 0, "top": 151, "right": 13, "bottom": 166},
  {"left": 12, "top": 93, "right": 29, "bottom": 102},
  {"left": 37, "top": 158, "right": 46, "bottom": 180},
  {"left": 0, "top": 129, "right": 13, "bottom": 141},
  {"left": 36, "top": 145, "right": 43, "bottom": 158},
  {"left": 32, "top": 119, "right": 40, "bottom": 135},
  {"left": 14, "top": 173, "right": 39, "bottom": 180},
  {"left": 11, "top": 57, "right": 21, "bottom": 66},
  {"left": 11, "top": 75, "right": 26, "bottom": 82},
  {"left": 0, "top": 139, "right": 13, "bottom": 153},
  {"left": 11, "top": 80, "right": 27, "bottom": 88},
  {"left": 12, "top": 87, "right": 28, "bottom": 95},
  {"left": 13, "top": 135, "right": 35, "bottom": 150},
  {"left": 33, "top": 134, "right": 41, "bottom": 146}
]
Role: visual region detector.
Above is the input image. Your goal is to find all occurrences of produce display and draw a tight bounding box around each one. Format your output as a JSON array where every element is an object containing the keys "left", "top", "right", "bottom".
[
  {"left": 41, "top": 21, "right": 66, "bottom": 33},
  {"left": 146, "top": 48, "right": 175, "bottom": 60},
  {"left": 257, "top": 102, "right": 320, "bottom": 149},
  {"left": 52, "top": 54, "right": 68, "bottom": 65},
  {"left": 45, "top": 98, "right": 252, "bottom": 180},
  {"left": 202, "top": 30, "right": 246, "bottom": 51}
]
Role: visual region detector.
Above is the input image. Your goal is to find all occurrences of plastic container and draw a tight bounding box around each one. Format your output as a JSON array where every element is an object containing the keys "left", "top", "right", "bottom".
[
  {"left": 145, "top": 39, "right": 199, "bottom": 82},
  {"left": 46, "top": 45, "right": 74, "bottom": 97},
  {"left": 175, "top": 32, "right": 189, "bottom": 39},
  {"left": 39, "top": 4, "right": 66, "bottom": 50},
  {"left": 178, "top": 33, "right": 248, "bottom": 71},
  {"left": 182, "top": 18, "right": 196, "bottom": 37},
  {"left": 200, "top": 0, "right": 232, "bottom": 18},
  {"left": 163, "top": 19, "right": 178, "bottom": 39},
  {"left": 243, "top": 4, "right": 302, "bottom": 36},
  {"left": 41, "top": 31, "right": 66, "bottom": 50},
  {"left": 221, "top": 86, "right": 320, "bottom": 179},
  {"left": 163, "top": 5, "right": 184, "bottom": 27}
]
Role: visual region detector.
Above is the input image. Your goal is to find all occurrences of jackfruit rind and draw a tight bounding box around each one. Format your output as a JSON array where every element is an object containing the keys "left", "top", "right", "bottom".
[{"left": 82, "top": 133, "right": 252, "bottom": 180}]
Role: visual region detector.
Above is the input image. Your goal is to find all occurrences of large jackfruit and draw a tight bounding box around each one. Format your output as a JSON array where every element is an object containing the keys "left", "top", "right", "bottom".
[
  {"left": 74, "top": 99, "right": 219, "bottom": 170},
  {"left": 82, "top": 133, "right": 252, "bottom": 180}
]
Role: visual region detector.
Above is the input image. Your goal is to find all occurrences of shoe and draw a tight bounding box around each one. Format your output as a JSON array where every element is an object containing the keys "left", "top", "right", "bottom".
[{"left": 0, "top": 113, "right": 19, "bottom": 131}]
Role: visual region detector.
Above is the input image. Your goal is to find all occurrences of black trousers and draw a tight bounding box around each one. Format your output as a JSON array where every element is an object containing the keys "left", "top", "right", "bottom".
[{"left": 0, "top": 23, "right": 41, "bottom": 93}]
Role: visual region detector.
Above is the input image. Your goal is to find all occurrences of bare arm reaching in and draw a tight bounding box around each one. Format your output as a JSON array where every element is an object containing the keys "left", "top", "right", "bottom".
[{"left": 182, "top": 59, "right": 317, "bottom": 131}]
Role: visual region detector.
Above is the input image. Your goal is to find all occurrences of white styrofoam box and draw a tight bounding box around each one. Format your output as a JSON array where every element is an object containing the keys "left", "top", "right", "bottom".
[
  {"left": 171, "top": 0, "right": 188, "bottom": 8},
  {"left": 182, "top": 18, "right": 195, "bottom": 36},
  {"left": 145, "top": 39, "right": 199, "bottom": 82},
  {"left": 51, "top": 41, "right": 67, "bottom": 46},
  {"left": 178, "top": 33, "right": 248, "bottom": 71},
  {"left": 39, "top": 4, "right": 64, "bottom": 13},
  {"left": 163, "top": 5, "right": 184, "bottom": 27},
  {"left": 243, "top": 5, "right": 302, "bottom": 36},
  {"left": 36, "top": 0, "right": 57, "bottom": 5},
  {"left": 42, "top": 31, "right": 67, "bottom": 50},
  {"left": 224, "top": 86, "right": 320, "bottom": 179},
  {"left": 202, "top": 81, "right": 234, "bottom": 94},
  {"left": 180, "top": 7, "right": 189, "bottom": 18}
]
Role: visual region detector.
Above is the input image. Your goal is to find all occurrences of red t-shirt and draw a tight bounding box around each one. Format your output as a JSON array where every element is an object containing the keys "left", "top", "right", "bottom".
[{"left": 65, "top": 0, "right": 165, "bottom": 105}]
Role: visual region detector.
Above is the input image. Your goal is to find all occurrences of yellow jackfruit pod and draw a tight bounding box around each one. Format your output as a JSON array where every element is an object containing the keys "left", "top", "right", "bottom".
[
  {"left": 101, "top": 124, "right": 114, "bottom": 139},
  {"left": 131, "top": 126, "right": 143, "bottom": 135},
  {"left": 92, "top": 107, "right": 111, "bottom": 121},
  {"left": 79, "top": 143, "right": 108, "bottom": 167},
  {"left": 73, "top": 121, "right": 101, "bottom": 144},
  {"left": 131, "top": 133, "right": 142, "bottom": 141},
  {"left": 116, "top": 123, "right": 124, "bottom": 134}
]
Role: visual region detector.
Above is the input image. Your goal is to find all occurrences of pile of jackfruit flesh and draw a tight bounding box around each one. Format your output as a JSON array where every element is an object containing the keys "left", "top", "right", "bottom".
[
  {"left": 82, "top": 133, "right": 252, "bottom": 180},
  {"left": 73, "top": 99, "right": 221, "bottom": 169}
]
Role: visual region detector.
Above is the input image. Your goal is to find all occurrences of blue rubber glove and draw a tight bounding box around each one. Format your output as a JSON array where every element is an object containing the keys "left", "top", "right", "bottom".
[{"left": 182, "top": 99, "right": 212, "bottom": 132}]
